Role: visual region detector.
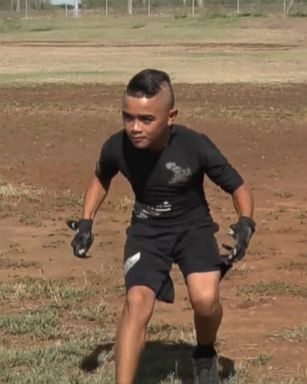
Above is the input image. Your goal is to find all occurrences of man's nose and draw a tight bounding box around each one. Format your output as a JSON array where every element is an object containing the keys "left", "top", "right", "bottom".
[{"left": 130, "top": 119, "right": 142, "bottom": 133}]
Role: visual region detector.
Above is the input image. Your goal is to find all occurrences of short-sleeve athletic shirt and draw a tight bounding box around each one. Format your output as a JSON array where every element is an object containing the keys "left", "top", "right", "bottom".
[{"left": 95, "top": 124, "right": 243, "bottom": 228}]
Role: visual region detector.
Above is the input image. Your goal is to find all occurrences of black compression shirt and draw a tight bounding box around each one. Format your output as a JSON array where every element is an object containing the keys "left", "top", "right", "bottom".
[{"left": 95, "top": 124, "right": 243, "bottom": 228}]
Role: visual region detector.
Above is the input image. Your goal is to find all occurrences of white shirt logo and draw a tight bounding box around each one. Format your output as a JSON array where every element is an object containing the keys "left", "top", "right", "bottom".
[{"left": 166, "top": 162, "right": 192, "bottom": 185}]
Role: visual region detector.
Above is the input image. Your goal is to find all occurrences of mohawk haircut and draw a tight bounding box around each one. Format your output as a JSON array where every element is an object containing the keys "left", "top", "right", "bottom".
[{"left": 126, "top": 69, "right": 175, "bottom": 108}]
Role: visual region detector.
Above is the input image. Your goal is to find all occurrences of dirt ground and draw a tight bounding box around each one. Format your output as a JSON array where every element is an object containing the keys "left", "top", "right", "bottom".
[{"left": 0, "top": 83, "right": 306, "bottom": 382}]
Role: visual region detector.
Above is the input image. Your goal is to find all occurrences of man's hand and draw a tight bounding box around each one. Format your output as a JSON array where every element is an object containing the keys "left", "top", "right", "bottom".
[
  {"left": 67, "top": 219, "right": 94, "bottom": 258},
  {"left": 222, "top": 216, "right": 255, "bottom": 264}
]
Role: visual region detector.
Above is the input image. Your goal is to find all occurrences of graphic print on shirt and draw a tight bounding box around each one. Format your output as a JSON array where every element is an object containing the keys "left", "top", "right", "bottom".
[
  {"left": 134, "top": 201, "right": 172, "bottom": 219},
  {"left": 166, "top": 162, "right": 192, "bottom": 185}
]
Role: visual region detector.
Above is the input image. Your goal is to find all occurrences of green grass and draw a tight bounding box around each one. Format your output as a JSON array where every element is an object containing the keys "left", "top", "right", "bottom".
[
  {"left": 0, "top": 15, "right": 236, "bottom": 42},
  {"left": 0, "top": 277, "right": 96, "bottom": 302},
  {"left": 0, "top": 308, "right": 60, "bottom": 338},
  {"left": 0, "top": 329, "right": 113, "bottom": 384}
]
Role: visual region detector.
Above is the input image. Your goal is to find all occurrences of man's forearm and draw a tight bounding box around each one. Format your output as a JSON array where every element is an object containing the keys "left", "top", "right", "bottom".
[
  {"left": 82, "top": 176, "right": 110, "bottom": 220},
  {"left": 232, "top": 183, "right": 254, "bottom": 218}
]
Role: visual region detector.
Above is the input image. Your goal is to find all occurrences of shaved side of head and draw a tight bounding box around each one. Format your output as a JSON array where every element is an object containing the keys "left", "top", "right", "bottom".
[{"left": 125, "top": 69, "right": 175, "bottom": 109}]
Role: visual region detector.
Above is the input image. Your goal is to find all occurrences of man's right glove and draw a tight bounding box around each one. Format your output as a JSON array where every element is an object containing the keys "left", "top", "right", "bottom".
[
  {"left": 222, "top": 216, "right": 256, "bottom": 264},
  {"left": 67, "top": 218, "right": 94, "bottom": 258}
]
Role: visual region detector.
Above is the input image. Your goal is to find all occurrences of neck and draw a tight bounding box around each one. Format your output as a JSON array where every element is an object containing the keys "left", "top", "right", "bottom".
[{"left": 149, "top": 126, "right": 172, "bottom": 152}]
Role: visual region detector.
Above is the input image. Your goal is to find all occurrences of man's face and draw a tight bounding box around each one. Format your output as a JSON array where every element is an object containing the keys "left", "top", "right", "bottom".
[{"left": 122, "top": 88, "right": 177, "bottom": 151}]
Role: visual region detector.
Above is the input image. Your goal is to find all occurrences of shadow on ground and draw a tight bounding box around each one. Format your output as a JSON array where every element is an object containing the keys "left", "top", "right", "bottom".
[{"left": 80, "top": 341, "right": 235, "bottom": 383}]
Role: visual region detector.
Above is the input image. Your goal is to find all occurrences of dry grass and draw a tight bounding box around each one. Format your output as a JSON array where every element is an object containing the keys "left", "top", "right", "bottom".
[{"left": 0, "top": 180, "right": 43, "bottom": 201}]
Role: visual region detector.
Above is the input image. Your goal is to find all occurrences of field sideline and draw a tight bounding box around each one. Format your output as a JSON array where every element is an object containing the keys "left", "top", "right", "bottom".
[{"left": 0, "top": 14, "right": 306, "bottom": 84}]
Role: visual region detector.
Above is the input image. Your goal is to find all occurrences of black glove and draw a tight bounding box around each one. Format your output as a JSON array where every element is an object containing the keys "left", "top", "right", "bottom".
[
  {"left": 67, "top": 219, "right": 94, "bottom": 258},
  {"left": 222, "top": 216, "right": 255, "bottom": 264}
]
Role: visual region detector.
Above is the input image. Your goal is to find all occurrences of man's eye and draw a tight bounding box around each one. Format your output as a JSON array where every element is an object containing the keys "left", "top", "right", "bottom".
[
  {"left": 123, "top": 113, "right": 133, "bottom": 122},
  {"left": 141, "top": 116, "right": 154, "bottom": 124}
]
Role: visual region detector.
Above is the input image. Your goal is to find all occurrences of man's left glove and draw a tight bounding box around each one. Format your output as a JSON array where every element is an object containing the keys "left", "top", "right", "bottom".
[
  {"left": 67, "top": 218, "right": 94, "bottom": 258},
  {"left": 222, "top": 216, "right": 256, "bottom": 264}
]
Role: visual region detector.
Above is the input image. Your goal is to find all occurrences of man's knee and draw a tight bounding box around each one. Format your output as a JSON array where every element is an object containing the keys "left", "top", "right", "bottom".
[
  {"left": 124, "top": 286, "right": 155, "bottom": 323},
  {"left": 191, "top": 292, "right": 220, "bottom": 318}
]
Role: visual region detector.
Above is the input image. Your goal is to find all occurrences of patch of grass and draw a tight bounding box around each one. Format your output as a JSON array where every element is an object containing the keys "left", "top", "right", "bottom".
[
  {"left": 55, "top": 189, "right": 83, "bottom": 208},
  {"left": 278, "top": 261, "right": 307, "bottom": 272},
  {"left": 0, "top": 277, "right": 96, "bottom": 303},
  {"left": 147, "top": 322, "right": 194, "bottom": 343},
  {"left": 111, "top": 195, "right": 133, "bottom": 211},
  {"left": 0, "top": 329, "right": 113, "bottom": 384},
  {"left": 237, "top": 281, "right": 307, "bottom": 298},
  {"left": 227, "top": 263, "right": 250, "bottom": 278},
  {"left": 0, "top": 18, "right": 21, "bottom": 33},
  {"left": 0, "top": 307, "right": 60, "bottom": 338},
  {"left": 19, "top": 211, "right": 42, "bottom": 227},
  {"left": 130, "top": 23, "right": 145, "bottom": 29},
  {"left": 0, "top": 258, "right": 40, "bottom": 269},
  {"left": 70, "top": 303, "right": 109, "bottom": 325},
  {"left": 227, "top": 364, "right": 306, "bottom": 384},
  {"left": 0, "top": 181, "right": 43, "bottom": 201},
  {"left": 207, "top": 12, "right": 229, "bottom": 19},
  {"left": 30, "top": 26, "right": 54, "bottom": 32},
  {"left": 0, "top": 70, "right": 123, "bottom": 85},
  {"left": 247, "top": 352, "right": 271, "bottom": 367},
  {"left": 237, "top": 12, "right": 263, "bottom": 18},
  {"left": 270, "top": 323, "right": 307, "bottom": 342},
  {"left": 290, "top": 11, "right": 307, "bottom": 17},
  {"left": 273, "top": 190, "right": 294, "bottom": 199}
]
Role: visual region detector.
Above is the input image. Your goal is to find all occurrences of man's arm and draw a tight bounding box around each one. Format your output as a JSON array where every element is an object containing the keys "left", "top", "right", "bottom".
[
  {"left": 68, "top": 175, "right": 111, "bottom": 257},
  {"left": 224, "top": 182, "right": 255, "bottom": 263},
  {"left": 231, "top": 183, "right": 254, "bottom": 219},
  {"left": 82, "top": 175, "right": 111, "bottom": 220}
]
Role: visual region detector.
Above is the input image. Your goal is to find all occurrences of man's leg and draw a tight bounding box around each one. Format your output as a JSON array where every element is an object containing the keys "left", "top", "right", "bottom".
[
  {"left": 186, "top": 271, "right": 222, "bottom": 383},
  {"left": 187, "top": 271, "right": 222, "bottom": 346},
  {"left": 115, "top": 285, "right": 155, "bottom": 384}
]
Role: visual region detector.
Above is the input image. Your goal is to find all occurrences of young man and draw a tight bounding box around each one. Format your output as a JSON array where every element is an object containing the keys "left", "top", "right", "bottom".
[{"left": 69, "top": 69, "right": 255, "bottom": 384}]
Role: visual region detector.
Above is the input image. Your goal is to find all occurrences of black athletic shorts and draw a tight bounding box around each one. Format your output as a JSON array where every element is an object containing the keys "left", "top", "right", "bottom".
[{"left": 123, "top": 223, "right": 229, "bottom": 303}]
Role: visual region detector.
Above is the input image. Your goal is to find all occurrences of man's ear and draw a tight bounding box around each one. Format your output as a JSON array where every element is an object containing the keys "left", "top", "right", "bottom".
[{"left": 168, "top": 108, "right": 178, "bottom": 125}]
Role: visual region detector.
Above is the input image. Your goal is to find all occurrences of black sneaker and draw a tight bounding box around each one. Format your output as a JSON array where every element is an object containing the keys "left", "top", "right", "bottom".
[{"left": 193, "top": 355, "right": 220, "bottom": 384}]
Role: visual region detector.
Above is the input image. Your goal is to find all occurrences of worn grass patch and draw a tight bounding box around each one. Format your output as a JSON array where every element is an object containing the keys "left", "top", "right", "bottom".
[
  {"left": 70, "top": 303, "right": 109, "bottom": 325},
  {"left": 237, "top": 281, "right": 307, "bottom": 298},
  {"left": 0, "top": 258, "right": 40, "bottom": 269},
  {"left": 0, "top": 181, "right": 43, "bottom": 201},
  {"left": 55, "top": 188, "right": 83, "bottom": 208},
  {"left": 278, "top": 261, "right": 307, "bottom": 272},
  {"left": 148, "top": 321, "right": 194, "bottom": 343},
  {"left": 0, "top": 277, "right": 96, "bottom": 303},
  {"left": 270, "top": 323, "right": 307, "bottom": 342}
]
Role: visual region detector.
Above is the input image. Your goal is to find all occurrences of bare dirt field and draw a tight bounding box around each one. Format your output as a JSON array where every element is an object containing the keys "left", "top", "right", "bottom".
[{"left": 0, "top": 82, "right": 306, "bottom": 383}]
